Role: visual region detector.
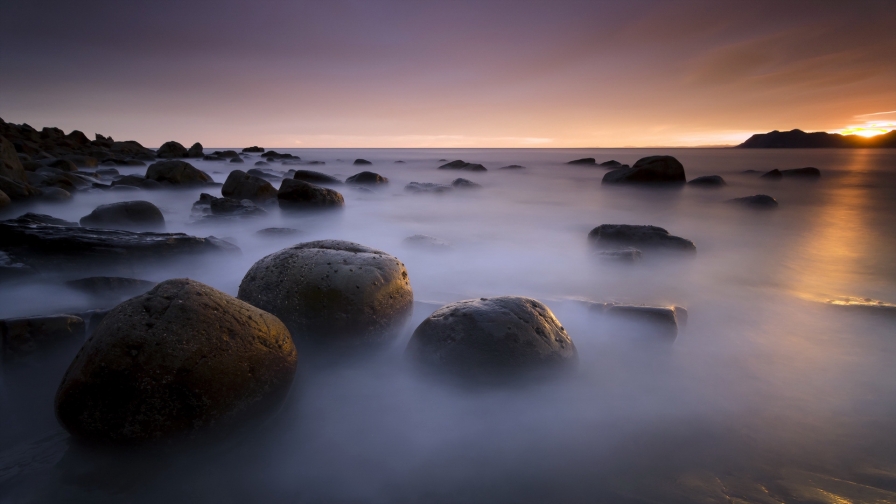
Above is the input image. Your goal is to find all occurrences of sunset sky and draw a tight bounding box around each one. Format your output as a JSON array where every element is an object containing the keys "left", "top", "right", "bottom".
[{"left": 1, "top": 0, "right": 894, "bottom": 148}]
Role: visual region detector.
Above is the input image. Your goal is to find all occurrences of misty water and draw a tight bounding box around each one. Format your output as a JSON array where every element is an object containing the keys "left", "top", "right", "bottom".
[{"left": 2, "top": 148, "right": 896, "bottom": 502}]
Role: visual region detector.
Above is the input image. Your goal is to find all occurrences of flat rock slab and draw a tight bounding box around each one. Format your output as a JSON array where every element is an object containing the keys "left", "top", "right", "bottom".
[{"left": 583, "top": 301, "right": 687, "bottom": 340}]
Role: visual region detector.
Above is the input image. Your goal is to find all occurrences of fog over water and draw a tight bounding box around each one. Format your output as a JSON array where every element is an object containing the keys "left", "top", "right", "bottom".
[{"left": 2, "top": 148, "right": 896, "bottom": 502}]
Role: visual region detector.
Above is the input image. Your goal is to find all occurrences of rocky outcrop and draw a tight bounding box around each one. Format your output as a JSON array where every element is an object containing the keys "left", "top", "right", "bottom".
[
  {"left": 567, "top": 158, "right": 596, "bottom": 165},
  {"left": 187, "top": 142, "right": 203, "bottom": 158},
  {"left": 346, "top": 171, "right": 388, "bottom": 184},
  {"left": 452, "top": 178, "right": 481, "bottom": 188},
  {"left": 55, "top": 278, "right": 297, "bottom": 444},
  {"left": 242, "top": 146, "right": 264, "bottom": 153},
  {"left": 0, "top": 189, "right": 9, "bottom": 208},
  {"left": 238, "top": 240, "right": 413, "bottom": 350},
  {"left": 438, "top": 160, "right": 487, "bottom": 171},
  {"left": 79, "top": 201, "right": 165, "bottom": 231},
  {"left": 406, "top": 296, "right": 577, "bottom": 378},
  {"left": 602, "top": 155, "right": 686, "bottom": 185},
  {"left": 588, "top": 224, "right": 696, "bottom": 253},
  {"left": 155, "top": 141, "right": 189, "bottom": 159},
  {"left": 145, "top": 160, "right": 213, "bottom": 186},
  {"left": 292, "top": 170, "right": 342, "bottom": 185},
  {"left": 221, "top": 170, "right": 278, "bottom": 203},
  {"left": 277, "top": 179, "right": 345, "bottom": 209},
  {"left": 728, "top": 194, "right": 778, "bottom": 209},
  {"left": 737, "top": 129, "right": 896, "bottom": 148},
  {"left": 687, "top": 175, "right": 726, "bottom": 187}
]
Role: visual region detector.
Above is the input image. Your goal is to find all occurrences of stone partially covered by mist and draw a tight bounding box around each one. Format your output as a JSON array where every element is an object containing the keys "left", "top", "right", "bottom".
[
  {"left": 79, "top": 200, "right": 165, "bottom": 231},
  {"left": 238, "top": 240, "right": 414, "bottom": 350},
  {"left": 583, "top": 301, "right": 687, "bottom": 340},
  {"left": 54, "top": 278, "right": 298, "bottom": 444},
  {"left": 0, "top": 188, "right": 9, "bottom": 207},
  {"left": 566, "top": 157, "right": 596, "bottom": 165},
  {"left": 221, "top": 169, "right": 278, "bottom": 203},
  {"left": 687, "top": 175, "right": 726, "bottom": 187},
  {"left": 405, "top": 296, "right": 577, "bottom": 379},
  {"left": 588, "top": 224, "right": 696, "bottom": 253},
  {"left": 291, "top": 170, "right": 343, "bottom": 185},
  {"left": 145, "top": 160, "right": 213, "bottom": 186},
  {"left": 729, "top": 194, "right": 779, "bottom": 209},
  {"left": 65, "top": 276, "right": 156, "bottom": 302},
  {"left": 346, "top": 171, "right": 388, "bottom": 184},
  {"left": 602, "top": 155, "right": 686, "bottom": 185},
  {"left": 761, "top": 167, "right": 821, "bottom": 179},
  {"left": 438, "top": 160, "right": 487, "bottom": 171},
  {"left": 451, "top": 177, "right": 481, "bottom": 188},
  {"left": 277, "top": 179, "right": 345, "bottom": 209},
  {"left": 1, "top": 314, "right": 85, "bottom": 363}
]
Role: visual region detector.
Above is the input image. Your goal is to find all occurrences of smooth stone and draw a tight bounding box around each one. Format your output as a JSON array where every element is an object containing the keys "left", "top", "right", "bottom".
[
  {"left": 499, "top": 164, "right": 525, "bottom": 169},
  {"left": 222, "top": 170, "right": 278, "bottom": 203},
  {"left": 600, "top": 160, "right": 625, "bottom": 168},
  {"left": 438, "top": 160, "right": 487, "bottom": 171},
  {"left": 110, "top": 175, "right": 163, "bottom": 190},
  {"left": 452, "top": 178, "right": 481, "bottom": 188},
  {"left": 187, "top": 142, "right": 203, "bottom": 158},
  {"left": 79, "top": 200, "right": 165, "bottom": 231},
  {"left": 688, "top": 175, "right": 726, "bottom": 187},
  {"left": 277, "top": 179, "right": 345, "bottom": 209},
  {"left": 242, "top": 146, "right": 264, "bottom": 153},
  {"left": 405, "top": 296, "right": 577, "bottom": 378},
  {"left": 145, "top": 160, "right": 213, "bottom": 185},
  {"left": 238, "top": 240, "right": 414, "bottom": 350},
  {"left": 345, "top": 171, "right": 388, "bottom": 184},
  {"left": 255, "top": 227, "right": 300, "bottom": 238},
  {"left": 588, "top": 224, "right": 696, "bottom": 253},
  {"left": 229, "top": 157, "right": 245, "bottom": 163},
  {"left": 155, "top": 141, "right": 188, "bottom": 159},
  {"left": 55, "top": 278, "right": 297, "bottom": 444},
  {"left": 254, "top": 161, "right": 269, "bottom": 166},
  {"left": 353, "top": 159, "right": 373, "bottom": 165},
  {"left": 39, "top": 187, "right": 72, "bottom": 201},
  {"left": 291, "top": 170, "right": 342, "bottom": 185},
  {"left": 729, "top": 194, "right": 779, "bottom": 209},
  {"left": 16, "top": 212, "right": 79, "bottom": 227},
  {"left": 602, "top": 155, "right": 686, "bottom": 185},
  {"left": 566, "top": 158, "right": 596, "bottom": 165}
]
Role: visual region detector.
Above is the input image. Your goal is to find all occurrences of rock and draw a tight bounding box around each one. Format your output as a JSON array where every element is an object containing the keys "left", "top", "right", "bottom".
[
  {"left": 238, "top": 240, "right": 413, "bottom": 349},
  {"left": 600, "top": 160, "right": 626, "bottom": 168},
  {"left": 277, "top": 179, "right": 345, "bottom": 209},
  {"left": 0, "top": 250, "right": 37, "bottom": 280},
  {"left": 728, "top": 194, "right": 778, "bottom": 209},
  {"left": 687, "top": 175, "right": 726, "bottom": 187},
  {"left": 0, "top": 189, "right": 9, "bottom": 207},
  {"left": 292, "top": 170, "right": 342, "bottom": 185},
  {"left": 221, "top": 170, "right": 278, "bottom": 203},
  {"left": 229, "top": 157, "right": 245, "bottom": 164},
  {"left": 145, "top": 160, "right": 213, "bottom": 185},
  {"left": 587, "top": 224, "right": 696, "bottom": 253},
  {"left": 405, "top": 296, "right": 577, "bottom": 378},
  {"left": 242, "top": 146, "right": 264, "bottom": 153},
  {"left": 62, "top": 155, "right": 99, "bottom": 168},
  {"left": 499, "top": 164, "right": 525, "bottom": 169},
  {"left": 44, "top": 158, "right": 78, "bottom": 172},
  {"left": 438, "top": 160, "right": 487, "bottom": 171},
  {"left": 405, "top": 182, "right": 452, "bottom": 193},
  {"left": 1, "top": 135, "right": 29, "bottom": 186},
  {"left": 187, "top": 142, "right": 203, "bottom": 158},
  {"left": 1, "top": 314, "right": 85, "bottom": 363},
  {"left": 155, "top": 141, "right": 189, "bottom": 158},
  {"left": 192, "top": 193, "right": 266, "bottom": 218},
  {"left": 394, "top": 160, "right": 405, "bottom": 164},
  {"left": 567, "top": 158, "right": 596, "bottom": 165},
  {"left": 55, "top": 278, "right": 297, "bottom": 443},
  {"left": 353, "top": 159, "right": 373, "bottom": 165},
  {"left": 0, "top": 216, "right": 239, "bottom": 271},
  {"left": 65, "top": 276, "right": 157, "bottom": 301},
  {"left": 597, "top": 248, "right": 642, "bottom": 262},
  {"left": 246, "top": 168, "right": 281, "bottom": 181},
  {"left": 0, "top": 175, "right": 40, "bottom": 200},
  {"left": 602, "top": 155, "right": 686, "bottom": 185},
  {"left": 254, "top": 161, "right": 270, "bottom": 166},
  {"left": 16, "top": 212, "right": 79, "bottom": 226},
  {"left": 203, "top": 155, "right": 225, "bottom": 162},
  {"left": 760, "top": 169, "right": 783, "bottom": 179},
  {"left": 95, "top": 167, "right": 120, "bottom": 177},
  {"left": 584, "top": 302, "right": 686, "bottom": 340},
  {"left": 80, "top": 201, "right": 165, "bottom": 231},
  {"left": 452, "top": 178, "right": 481, "bottom": 188},
  {"left": 39, "top": 187, "right": 72, "bottom": 202},
  {"left": 110, "top": 175, "right": 163, "bottom": 190},
  {"left": 781, "top": 167, "right": 820, "bottom": 178},
  {"left": 346, "top": 171, "right": 388, "bottom": 184},
  {"left": 255, "top": 227, "right": 300, "bottom": 238},
  {"left": 402, "top": 234, "right": 451, "bottom": 250}
]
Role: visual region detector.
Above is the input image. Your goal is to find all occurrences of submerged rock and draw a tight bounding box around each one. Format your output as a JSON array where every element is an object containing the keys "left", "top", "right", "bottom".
[
  {"left": 277, "top": 179, "right": 345, "bottom": 209},
  {"left": 600, "top": 160, "right": 626, "bottom": 168},
  {"left": 145, "top": 160, "right": 213, "bottom": 186},
  {"left": 687, "top": 175, "right": 726, "bottom": 187},
  {"left": 39, "top": 187, "right": 72, "bottom": 202},
  {"left": 353, "top": 159, "right": 373, "bottom": 165},
  {"left": 193, "top": 193, "right": 267, "bottom": 218},
  {"left": 584, "top": 302, "right": 687, "bottom": 340},
  {"left": 761, "top": 167, "right": 821, "bottom": 179},
  {"left": 597, "top": 248, "right": 642, "bottom": 262},
  {"left": 499, "top": 164, "right": 525, "bottom": 169},
  {"left": 229, "top": 157, "right": 245, "bottom": 164},
  {"left": 588, "top": 224, "right": 696, "bottom": 253},
  {"left": 79, "top": 200, "right": 165, "bottom": 231},
  {"left": 255, "top": 227, "right": 300, "bottom": 238},
  {"left": 405, "top": 182, "right": 452, "bottom": 193},
  {"left": 405, "top": 296, "right": 577, "bottom": 378},
  {"left": 438, "top": 160, "right": 487, "bottom": 171},
  {"left": 729, "top": 194, "right": 778, "bottom": 209},
  {"left": 238, "top": 240, "right": 414, "bottom": 350},
  {"left": 602, "top": 155, "right": 686, "bottom": 185},
  {"left": 403, "top": 234, "right": 451, "bottom": 250},
  {"left": 346, "top": 171, "right": 388, "bottom": 184},
  {"left": 292, "top": 170, "right": 342, "bottom": 185},
  {"left": 55, "top": 278, "right": 297, "bottom": 444},
  {"left": 15, "top": 212, "right": 79, "bottom": 226},
  {"left": 1, "top": 314, "right": 85, "bottom": 363},
  {"left": 452, "top": 178, "right": 481, "bottom": 189},
  {"left": 110, "top": 175, "right": 163, "bottom": 190},
  {"left": 221, "top": 170, "right": 278, "bottom": 203}
]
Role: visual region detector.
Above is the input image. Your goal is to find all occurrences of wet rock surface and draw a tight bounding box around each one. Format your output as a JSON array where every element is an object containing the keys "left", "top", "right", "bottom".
[
  {"left": 145, "top": 160, "right": 213, "bottom": 186},
  {"left": 277, "top": 179, "right": 345, "bottom": 209},
  {"left": 238, "top": 240, "right": 414, "bottom": 350},
  {"left": 588, "top": 224, "right": 696, "bottom": 253},
  {"left": 54, "top": 278, "right": 298, "bottom": 444},
  {"left": 79, "top": 200, "right": 165, "bottom": 231},
  {"left": 346, "top": 171, "right": 388, "bottom": 184},
  {"left": 405, "top": 296, "right": 577, "bottom": 378},
  {"left": 221, "top": 170, "right": 278, "bottom": 203},
  {"left": 291, "top": 170, "right": 342, "bottom": 185},
  {"left": 602, "top": 155, "right": 686, "bottom": 185}
]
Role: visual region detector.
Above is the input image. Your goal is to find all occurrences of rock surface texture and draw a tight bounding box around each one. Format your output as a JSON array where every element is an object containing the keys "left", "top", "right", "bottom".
[
  {"left": 588, "top": 224, "right": 696, "bottom": 253},
  {"left": 55, "top": 278, "right": 298, "bottom": 444},
  {"left": 238, "top": 240, "right": 413, "bottom": 349},
  {"left": 602, "top": 155, "right": 686, "bottom": 185}
]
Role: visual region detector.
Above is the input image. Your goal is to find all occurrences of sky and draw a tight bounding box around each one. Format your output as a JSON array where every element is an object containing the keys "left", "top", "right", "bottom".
[{"left": 1, "top": 0, "right": 895, "bottom": 148}]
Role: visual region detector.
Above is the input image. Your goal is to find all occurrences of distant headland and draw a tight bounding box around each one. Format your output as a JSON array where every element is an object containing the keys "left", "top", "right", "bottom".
[{"left": 737, "top": 129, "right": 896, "bottom": 148}]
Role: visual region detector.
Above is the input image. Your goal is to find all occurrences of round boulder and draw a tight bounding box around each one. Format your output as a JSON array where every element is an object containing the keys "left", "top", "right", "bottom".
[
  {"left": 238, "top": 240, "right": 413, "bottom": 349},
  {"left": 277, "top": 179, "right": 344, "bottom": 209},
  {"left": 80, "top": 200, "right": 165, "bottom": 231},
  {"left": 222, "top": 169, "right": 278, "bottom": 203},
  {"left": 146, "top": 160, "right": 213, "bottom": 185},
  {"left": 54, "top": 279, "right": 297, "bottom": 444},
  {"left": 346, "top": 171, "right": 388, "bottom": 184},
  {"left": 602, "top": 155, "right": 686, "bottom": 185},
  {"left": 406, "top": 296, "right": 577, "bottom": 378}
]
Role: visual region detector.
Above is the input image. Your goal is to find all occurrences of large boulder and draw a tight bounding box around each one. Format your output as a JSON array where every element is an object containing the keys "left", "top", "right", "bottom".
[
  {"left": 602, "top": 155, "right": 686, "bottom": 185},
  {"left": 80, "top": 201, "right": 166, "bottom": 231},
  {"left": 0, "top": 175, "right": 39, "bottom": 200},
  {"left": 346, "top": 171, "right": 388, "bottom": 184},
  {"left": 588, "top": 224, "right": 696, "bottom": 253},
  {"left": 187, "top": 142, "right": 204, "bottom": 158},
  {"left": 238, "top": 240, "right": 414, "bottom": 350},
  {"left": 405, "top": 296, "right": 577, "bottom": 378},
  {"left": 155, "top": 141, "right": 189, "bottom": 159},
  {"left": 438, "top": 160, "right": 487, "bottom": 171},
  {"left": 222, "top": 170, "right": 278, "bottom": 203},
  {"left": 146, "top": 160, "right": 212, "bottom": 185},
  {"left": 54, "top": 278, "right": 297, "bottom": 444},
  {"left": 277, "top": 179, "right": 345, "bottom": 209},
  {"left": 292, "top": 170, "right": 342, "bottom": 185}
]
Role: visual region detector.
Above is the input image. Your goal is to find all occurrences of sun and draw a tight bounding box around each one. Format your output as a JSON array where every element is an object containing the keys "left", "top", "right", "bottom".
[{"left": 835, "top": 119, "right": 896, "bottom": 138}]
